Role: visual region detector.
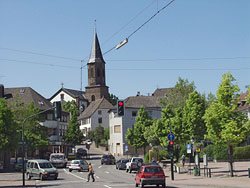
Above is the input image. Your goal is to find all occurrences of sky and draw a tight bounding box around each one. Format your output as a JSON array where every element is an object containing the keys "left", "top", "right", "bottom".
[{"left": 1, "top": 0, "right": 250, "bottom": 100}]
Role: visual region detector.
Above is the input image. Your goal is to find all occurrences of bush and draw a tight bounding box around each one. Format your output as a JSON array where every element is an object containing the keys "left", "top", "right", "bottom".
[
  {"left": 233, "top": 145, "right": 250, "bottom": 160},
  {"left": 203, "top": 144, "right": 228, "bottom": 160}
]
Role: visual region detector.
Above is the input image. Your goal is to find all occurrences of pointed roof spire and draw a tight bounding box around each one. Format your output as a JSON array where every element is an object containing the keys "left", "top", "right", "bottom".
[{"left": 88, "top": 28, "right": 105, "bottom": 64}]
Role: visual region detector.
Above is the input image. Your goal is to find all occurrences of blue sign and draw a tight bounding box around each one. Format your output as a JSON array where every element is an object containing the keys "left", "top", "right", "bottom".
[
  {"left": 167, "top": 133, "right": 175, "bottom": 141},
  {"left": 187, "top": 144, "right": 191, "bottom": 154},
  {"left": 125, "top": 145, "right": 128, "bottom": 152}
]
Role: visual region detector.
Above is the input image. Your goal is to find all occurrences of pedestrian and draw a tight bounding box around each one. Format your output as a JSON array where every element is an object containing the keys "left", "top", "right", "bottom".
[
  {"left": 181, "top": 154, "right": 185, "bottom": 167},
  {"left": 87, "top": 162, "right": 95, "bottom": 182}
]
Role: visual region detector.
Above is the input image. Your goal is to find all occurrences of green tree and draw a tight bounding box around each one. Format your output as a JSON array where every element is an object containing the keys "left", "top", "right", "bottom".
[
  {"left": 63, "top": 101, "right": 84, "bottom": 146},
  {"left": 126, "top": 106, "right": 153, "bottom": 155},
  {"left": 0, "top": 98, "right": 18, "bottom": 168},
  {"left": 94, "top": 125, "right": 105, "bottom": 147},
  {"left": 182, "top": 90, "right": 206, "bottom": 142},
  {"left": 203, "top": 72, "right": 250, "bottom": 177},
  {"left": 109, "top": 94, "right": 119, "bottom": 106}
]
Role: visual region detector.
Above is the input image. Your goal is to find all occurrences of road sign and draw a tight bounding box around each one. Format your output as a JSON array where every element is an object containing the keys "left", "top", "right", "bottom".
[
  {"left": 168, "top": 133, "right": 175, "bottom": 141},
  {"left": 125, "top": 145, "right": 128, "bottom": 152},
  {"left": 187, "top": 144, "right": 191, "bottom": 154}
]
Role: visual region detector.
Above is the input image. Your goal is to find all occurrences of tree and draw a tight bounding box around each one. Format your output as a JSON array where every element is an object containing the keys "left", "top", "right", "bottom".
[
  {"left": 203, "top": 72, "right": 250, "bottom": 177},
  {"left": 94, "top": 125, "right": 105, "bottom": 147},
  {"left": 63, "top": 101, "right": 84, "bottom": 146},
  {"left": 125, "top": 106, "right": 153, "bottom": 155},
  {"left": 0, "top": 98, "right": 18, "bottom": 168},
  {"left": 182, "top": 90, "right": 206, "bottom": 142},
  {"left": 109, "top": 94, "right": 119, "bottom": 106}
]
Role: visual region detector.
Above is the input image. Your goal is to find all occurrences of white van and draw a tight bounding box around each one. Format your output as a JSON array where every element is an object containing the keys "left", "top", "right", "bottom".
[{"left": 49, "top": 153, "right": 67, "bottom": 168}]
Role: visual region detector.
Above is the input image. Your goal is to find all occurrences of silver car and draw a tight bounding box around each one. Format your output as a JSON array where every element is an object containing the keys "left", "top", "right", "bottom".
[{"left": 68, "top": 160, "right": 89, "bottom": 172}]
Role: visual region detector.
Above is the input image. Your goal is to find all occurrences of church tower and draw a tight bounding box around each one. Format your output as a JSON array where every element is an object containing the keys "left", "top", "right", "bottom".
[{"left": 85, "top": 30, "right": 109, "bottom": 102}]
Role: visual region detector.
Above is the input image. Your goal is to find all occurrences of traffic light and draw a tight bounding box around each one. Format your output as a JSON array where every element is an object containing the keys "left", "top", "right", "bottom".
[
  {"left": 53, "top": 101, "right": 62, "bottom": 119},
  {"left": 117, "top": 100, "right": 125, "bottom": 116},
  {"left": 167, "top": 141, "right": 174, "bottom": 152}
]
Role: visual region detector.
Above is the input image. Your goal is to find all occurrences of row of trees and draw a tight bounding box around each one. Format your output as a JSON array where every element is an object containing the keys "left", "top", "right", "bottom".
[{"left": 126, "top": 73, "right": 250, "bottom": 165}]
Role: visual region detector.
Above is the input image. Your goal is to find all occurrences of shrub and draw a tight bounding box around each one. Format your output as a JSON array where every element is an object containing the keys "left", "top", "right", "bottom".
[
  {"left": 203, "top": 144, "right": 228, "bottom": 160},
  {"left": 233, "top": 145, "right": 250, "bottom": 160}
]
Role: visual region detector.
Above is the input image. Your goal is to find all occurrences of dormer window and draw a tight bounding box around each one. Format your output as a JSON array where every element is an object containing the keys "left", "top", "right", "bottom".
[
  {"left": 38, "top": 100, "right": 44, "bottom": 106},
  {"left": 20, "top": 89, "right": 25, "bottom": 94}
]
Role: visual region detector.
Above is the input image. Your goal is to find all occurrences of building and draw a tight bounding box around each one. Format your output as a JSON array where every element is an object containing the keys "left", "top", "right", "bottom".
[
  {"left": 109, "top": 93, "right": 164, "bottom": 156},
  {"left": 2, "top": 86, "right": 69, "bottom": 156},
  {"left": 78, "top": 29, "right": 113, "bottom": 136}
]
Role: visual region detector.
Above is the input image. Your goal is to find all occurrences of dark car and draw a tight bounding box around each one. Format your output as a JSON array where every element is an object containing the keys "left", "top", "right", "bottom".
[
  {"left": 101, "top": 154, "right": 115, "bottom": 165},
  {"left": 116, "top": 158, "right": 129, "bottom": 170},
  {"left": 76, "top": 148, "right": 87, "bottom": 159},
  {"left": 135, "top": 165, "right": 166, "bottom": 188}
]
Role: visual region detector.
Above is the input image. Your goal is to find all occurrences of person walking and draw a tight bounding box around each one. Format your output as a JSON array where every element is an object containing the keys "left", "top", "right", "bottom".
[
  {"left": 181, "top": 154, "right": 185, "bottom": 167},
  {"left": 87, "top": 162, "right": 95, "bottom": 182}
]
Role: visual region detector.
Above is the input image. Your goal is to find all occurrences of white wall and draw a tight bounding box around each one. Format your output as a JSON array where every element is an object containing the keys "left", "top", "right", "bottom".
[{"left": 50, "top": 91, "right": 75, "bottom": 103}]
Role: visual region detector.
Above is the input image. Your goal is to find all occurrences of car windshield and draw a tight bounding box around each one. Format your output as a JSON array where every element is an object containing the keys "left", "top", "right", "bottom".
[
  {"left": 39, "top": 162, "right": 53, "bottom": 168},
  {"left": 72, "top": 161, "right": 80, "bottom": 164},
  {"left": 144, "top": 166, "right": 163, "bottom": 173},
  {"left": 122, "top": 159, "right": 129, "bottom": 163},
  {"left": 51, "top": 155, "right": 64, "bottom": 160}
]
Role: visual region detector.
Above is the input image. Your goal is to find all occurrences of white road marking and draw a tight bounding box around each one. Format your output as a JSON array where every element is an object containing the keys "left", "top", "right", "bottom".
[
  {"left": 96, "top": 176, "right": 100, "bottom": 179},
  {"left": 63, "top": 169, "right": 87, "bottom": 181},
  {"left": 105, "top": 171, "right": 110, "bottom": 174},
  {"left": 104, "top": 185, "right": 112, "bottom": 188},
  {"left": 98, "top": 165, "right": 102, "bottom": 168}
]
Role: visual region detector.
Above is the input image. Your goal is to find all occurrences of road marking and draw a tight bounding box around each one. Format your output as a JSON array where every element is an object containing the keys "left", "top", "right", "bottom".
[
  {"left": 96, "top": 176, "right": 100, "bottom": 179},
  {"left": 98, "top": 165, "right": 102, "bottom": 168},
  {"left": 104, "top": 185, "right": 112, "bottom": 188},
  {"left": 63, "top": 169, "right": 87, "bottom": 181}
]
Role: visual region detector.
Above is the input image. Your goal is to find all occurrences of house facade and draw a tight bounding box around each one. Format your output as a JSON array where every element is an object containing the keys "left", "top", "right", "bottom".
[
  {"left": 2, "top": 86, "right": 69, "bottom": 156},
  {"left": 109, "top": 95, "right": 163, "bottom": 156}
]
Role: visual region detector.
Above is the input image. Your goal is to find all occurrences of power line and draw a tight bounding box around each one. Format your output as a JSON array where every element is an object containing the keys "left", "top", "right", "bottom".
[{"left": 0, "top": 47, "right": 81, "bottom": 62}]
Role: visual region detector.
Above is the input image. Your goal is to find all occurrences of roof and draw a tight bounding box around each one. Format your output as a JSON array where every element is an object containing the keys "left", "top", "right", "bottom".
[
  {"left": 125, "top": 96, "right": 163, "bottom": 109},
  {"left": 237, "top": 91, "right": 250, "bottom": 112},
  {"left": 49, "top": 88, "right": 86, "bottom": 101},
  {"left": 5, "top": 87, "right": 52, "bottom": 110},
  {"left": 152, "top": 88, "right": 173, "bottom": 97},
  {"left": 88, "top": 29, "right": 105, "bottom": 64},
  {"left": 78, "top": 98, "right": 114, "bottom": 119}
]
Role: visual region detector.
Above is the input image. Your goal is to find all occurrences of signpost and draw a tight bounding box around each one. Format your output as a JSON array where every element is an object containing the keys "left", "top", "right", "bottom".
[
  {"left": 167, "top": 133, "right": 175, "bottom": 141},
  {"left": 187, "top": 144, "right": 191, "bottom": 154}
]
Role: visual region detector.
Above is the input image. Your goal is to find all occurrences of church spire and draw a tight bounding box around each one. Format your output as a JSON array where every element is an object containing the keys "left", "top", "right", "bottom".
[{"left": 88, "top": 29, "right": 104, "bottom": 64}]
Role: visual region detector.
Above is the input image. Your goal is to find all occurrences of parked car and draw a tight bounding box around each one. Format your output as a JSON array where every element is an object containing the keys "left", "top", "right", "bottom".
[
  {"left": 126, "top": 157, "right": 143, "bottom": 173},
  {"left": 26, "top": 159, "right": 58, "bottom": 180},
  {"left": 116, "top": 158, "right": 129, "bottom": 170},
  {"left": 15, "top": 158, "right": 28, "bottom": 171},
  {"left": 135, "top": 164, "right": 166, "bottom": 188},
  {"left": 85, "top": 139, "right": 92, "bottom": 145},
  {"left": 101, "top": 154, "right": 116, "bottom": 165},
  {"left": 68, "top": 160, "right": 89, "bottom": 172},
  {"left": 49, "top": 153, "right": 67, "bottom": 168}
]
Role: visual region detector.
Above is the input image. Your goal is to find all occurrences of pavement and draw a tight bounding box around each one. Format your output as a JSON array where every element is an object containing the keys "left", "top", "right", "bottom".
[{"left": 164, "top": 161, "right": 250, "bottom": 188}]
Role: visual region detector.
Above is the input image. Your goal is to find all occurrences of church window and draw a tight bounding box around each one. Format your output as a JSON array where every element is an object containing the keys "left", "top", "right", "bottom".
[
  {"left": 98, "top": 118, "right": 102, "bottom": 124},
  {"left": 91, "top": 95, "right": 95, "bottom": 101}
]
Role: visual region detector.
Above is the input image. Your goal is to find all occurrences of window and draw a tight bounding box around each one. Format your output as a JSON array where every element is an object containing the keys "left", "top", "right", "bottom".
[
  {"left": 91, "top": 95, "right": 95, "bottom": 101},
  {"left": 98, "top": 118, "right": 102, "bottom": 124},
  {"left": 60, "top": 94, "right": 64, "bottom": 100},
  {"left": 47, "top": 113, "right": 53, "bottom": 120},
  {"left": 20, "top": 89, "right": 25, "bottom": 94},
  {"left": 98, "top": 110, "right": 102, "bottom": 115},
  {"left": 114, "top": 125, "right": 121, "bottom": 133},
  {"left": 132, "top": 111, "right": 137, "bottom": 117}
]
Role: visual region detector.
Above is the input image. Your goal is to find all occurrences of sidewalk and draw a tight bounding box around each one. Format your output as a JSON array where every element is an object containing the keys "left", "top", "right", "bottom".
[{"left": 164, "top": 161, "right": 250, "bottom": 188}]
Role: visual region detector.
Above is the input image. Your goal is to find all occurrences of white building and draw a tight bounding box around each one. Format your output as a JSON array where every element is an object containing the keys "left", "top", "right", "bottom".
[{"left": 109, "top": 95, "right": 163, "bottom": 156}]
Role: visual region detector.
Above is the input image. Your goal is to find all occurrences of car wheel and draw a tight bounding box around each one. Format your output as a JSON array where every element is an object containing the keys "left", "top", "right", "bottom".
[
  {"left": 78, "top": 169, "right": 81, "bottom": 172},
  {"left": 135, "top": 183, "right": 138, "bottom": 187},
  {"left": 54, "top": 176, "right": 58, "bottom": 180},
  {"left": 141, "top": 183, "right": 144, "bottom": 188},
  {"left": 69, "top": 169, "right": 72, "bottom": 172},
  {"left": 162, "top": 183, "right": 166, "bottom": 187},
  {"left": 39, "top": 174, "right": 44, "bottom": 181}
]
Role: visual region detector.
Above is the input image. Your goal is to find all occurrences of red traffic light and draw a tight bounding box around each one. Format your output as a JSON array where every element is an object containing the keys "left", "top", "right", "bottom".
[
  {"left": 169, "top": 141, "right": 174, "bottom": 146},
  {"left": 119, "top": 101, "right": 124, "bottom": 106}
]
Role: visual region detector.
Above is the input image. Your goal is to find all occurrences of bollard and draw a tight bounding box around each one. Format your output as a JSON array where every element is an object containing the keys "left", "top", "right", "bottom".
[
  {"left": 248, "top": 168, "right": 250, "bottom": 178},
  {"left": 194, "top": 167, "right": 198, "bottom": 176},
  {"left": 209, "top": 168, "right": 211, "bottom": 178}
]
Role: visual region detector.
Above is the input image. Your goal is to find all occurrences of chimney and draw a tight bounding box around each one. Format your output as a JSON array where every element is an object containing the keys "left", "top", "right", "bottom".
[
  {"left": 137, "top": 91, "right": 140, "bottom": 96},
  {"left": 0, "top": 84, "right": 4, "bottom": 98}
]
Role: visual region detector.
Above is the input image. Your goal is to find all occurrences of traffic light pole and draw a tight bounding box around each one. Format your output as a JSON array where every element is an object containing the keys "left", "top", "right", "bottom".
[
  {"left": 21, "top": 103, "right": 61, "bottom": 187},
  {"left": 161, "top": 111, "right": 174, "bottom": 181}
]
